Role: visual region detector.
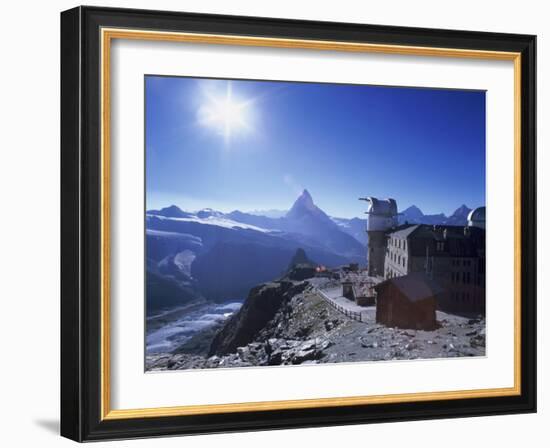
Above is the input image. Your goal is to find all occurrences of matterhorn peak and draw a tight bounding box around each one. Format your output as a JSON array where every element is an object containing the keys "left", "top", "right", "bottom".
[
  {"left": 288, "top": 188, "right": 316, "bottom": 212},
  {"left": 286, "top": 188, "right": 334, "bottom": 225},
  {"left": 298, "top": 189, "right": 314, "bottom": 205}
]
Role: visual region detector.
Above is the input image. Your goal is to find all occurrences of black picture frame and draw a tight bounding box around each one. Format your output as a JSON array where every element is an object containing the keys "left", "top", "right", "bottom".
[{"left": 61, "top": 5, "right": 536, "bottom": 442}]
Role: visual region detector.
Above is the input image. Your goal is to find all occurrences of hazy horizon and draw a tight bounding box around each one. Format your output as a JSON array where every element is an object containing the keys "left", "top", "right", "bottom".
[{"left": 146, "top": 187, "right": 483, "bottom": 220}]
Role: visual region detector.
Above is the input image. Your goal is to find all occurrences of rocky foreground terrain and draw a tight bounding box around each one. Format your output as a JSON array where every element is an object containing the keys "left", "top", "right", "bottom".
[{"left": 146, "top": 276, "right": 486, "bottom": 371}]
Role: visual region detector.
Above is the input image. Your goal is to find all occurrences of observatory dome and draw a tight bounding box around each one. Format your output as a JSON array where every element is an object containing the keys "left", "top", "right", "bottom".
[
  {"left": 361, "top": 197, "right": 398, "bottom": 231},
  {"left": 364, "top": 197, "right": 398, "bottom": 216},
  {"left": 467, "top": 206, "right": 486, "bottom": 229}
]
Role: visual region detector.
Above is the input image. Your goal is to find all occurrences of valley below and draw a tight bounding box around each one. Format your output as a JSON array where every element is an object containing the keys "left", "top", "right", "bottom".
[
  {"left": 146, "top": 276, "right": 486, "bottom": 371},
  {"left": 146, "top": 299, "right": 243, "bottom": 355}
]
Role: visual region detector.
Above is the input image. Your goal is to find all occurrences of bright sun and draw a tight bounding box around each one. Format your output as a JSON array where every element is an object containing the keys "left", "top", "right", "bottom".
[{"left": 197, "top": 82, "right": 253, "bottom": 143}]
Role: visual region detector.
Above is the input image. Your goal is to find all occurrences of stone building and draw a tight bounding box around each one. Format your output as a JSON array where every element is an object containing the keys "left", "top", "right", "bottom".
[
  {"left": 383, "top": 210, "right": 486, "bottom": 314},
  {"left": 360, "top": 197, "right": 486, "bottom": 315}
]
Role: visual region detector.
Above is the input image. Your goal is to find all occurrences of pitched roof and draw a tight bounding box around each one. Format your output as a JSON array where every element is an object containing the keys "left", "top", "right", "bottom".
[
  {"left": 387, "top": 224, "right": 420, "bottom": 238},
  {"left": 374, "top": 273, "right": 444, "bottom": 303},
  {"left": 386, "top": 224, "right": 485, "bottom": 257}
]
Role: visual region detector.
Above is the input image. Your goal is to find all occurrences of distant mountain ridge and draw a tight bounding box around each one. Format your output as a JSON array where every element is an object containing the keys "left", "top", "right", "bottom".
[
  {"left": 146, "top": 192, "right": 479, "bottom": 313},
  {"left": 248, "top": 209, "right": 287, "bottom": 218},
  {"left": 148, "top": 205, "right": 194, "bottom": 218},
  {"left": 152, "top": 190, "right": 366, "bottom": 259},
  {"left": 150, "top": 198, "right": 475, "bottom": 232},
  {"left": 399, "top": 204, "right": 472, "bottom": 226},
  {"left": 146, "top": 190, "right": 364, "bottom": 313}
]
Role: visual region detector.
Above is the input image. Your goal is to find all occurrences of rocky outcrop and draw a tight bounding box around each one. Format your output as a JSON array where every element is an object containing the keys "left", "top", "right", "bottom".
[
  {"left": 208, "top": 280, "right": 308, "bottom": 356},
  {"left": 147, "top": 283, "right": 487, "bottom": 371},
  {"left": 287, "top": 248, "right": 315, "bottom": 269},
  {"left": 287, "top": 265, "right": 317, "bottom": 281},
  {"left": 286, "top": 249, "right": 317, "bottom": 280}
]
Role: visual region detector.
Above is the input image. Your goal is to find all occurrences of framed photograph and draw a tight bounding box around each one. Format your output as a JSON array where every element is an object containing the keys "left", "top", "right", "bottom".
[{"left": 60, "top": 6, "right": 536, "bottom": 442}]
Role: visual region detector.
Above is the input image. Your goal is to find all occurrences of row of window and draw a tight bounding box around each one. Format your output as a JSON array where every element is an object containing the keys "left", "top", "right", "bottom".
[
  {"left": 451, "top": 291, "right": 483, "bottom": 306},
  {"left": 389, "top": 251, "right": 406, "bottom": 268},
  {"left": 390, "top": 237, "right": 407, "bottom": 251},
  {"left": 451, "top": 271, "right": 484, "bottom": 287},
  {"left": 451, "top": 271, "right": 471, "bottom": 284},
  {"left": 385, "top": 268, "right": 404, "bottom": 279},
  {"left": 451, "top": 258, "right": 472, "bottom": 267}
]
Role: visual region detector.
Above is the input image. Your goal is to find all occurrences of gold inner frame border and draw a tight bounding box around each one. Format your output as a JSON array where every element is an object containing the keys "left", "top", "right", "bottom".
[{"left": 99, "top": 27, "right": 522, "bottom": 421}]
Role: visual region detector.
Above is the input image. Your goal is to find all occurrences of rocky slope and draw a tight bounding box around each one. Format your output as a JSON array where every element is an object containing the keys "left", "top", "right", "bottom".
[
  {"left": 146, "top": 277, "right": 486, "bottom": 371},
  {"left": 208, "top": 280, "right": 308, "bottom": 356}
]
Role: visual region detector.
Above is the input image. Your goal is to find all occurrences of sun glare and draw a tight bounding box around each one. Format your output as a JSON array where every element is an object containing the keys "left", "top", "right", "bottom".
[{"left": 197, "top": 82, "right": 254, "bottom": 143}]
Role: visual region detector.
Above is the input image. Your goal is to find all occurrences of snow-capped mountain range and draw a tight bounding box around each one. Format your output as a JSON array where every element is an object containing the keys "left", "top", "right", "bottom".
[
  {"left": 146, "top": 190, "right": 477, "bottom": 314},
  {"left": 398, "top": 204, "right": 472, "bottom": 226}
]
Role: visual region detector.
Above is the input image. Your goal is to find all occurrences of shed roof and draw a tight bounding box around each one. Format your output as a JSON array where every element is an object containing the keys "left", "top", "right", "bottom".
[
  {"left": 386, "top": 224, "right": 485, "bottom": 257},
  {"left": 374, "top": 273, "right": 444, "bottom": 303}
]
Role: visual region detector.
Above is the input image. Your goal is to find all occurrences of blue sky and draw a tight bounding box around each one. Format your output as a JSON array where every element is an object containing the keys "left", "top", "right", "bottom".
[{"left": 145, "top": 76, "right": 486, "bottom": 218}]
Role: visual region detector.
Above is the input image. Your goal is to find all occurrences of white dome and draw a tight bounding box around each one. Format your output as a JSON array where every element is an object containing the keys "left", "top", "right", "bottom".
[
  {"left": 467, "top": 206, "right": 486, "bottom": 228},
  {"left": 361, "top": 197, "right": 398, "bottom": 231},
  {"left": 364, "top": 197, "right": 398, "bottom": 216}
]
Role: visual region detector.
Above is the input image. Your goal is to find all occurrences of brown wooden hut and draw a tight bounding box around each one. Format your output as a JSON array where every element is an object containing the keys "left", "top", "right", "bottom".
[
  {"left": 342, "top": 281, "right": 355, "bottom": 301},
  {"left": 374, "top": 273, "right": 442, "bottom": 330}
]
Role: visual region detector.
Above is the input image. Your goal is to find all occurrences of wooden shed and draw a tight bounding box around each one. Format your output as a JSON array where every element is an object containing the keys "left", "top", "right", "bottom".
[
  {"left": 342, "top": 281, "right": 355, "bottom": 301},
  {"left": 374, "top": 273, "right": 442, "bottom": 330}
]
